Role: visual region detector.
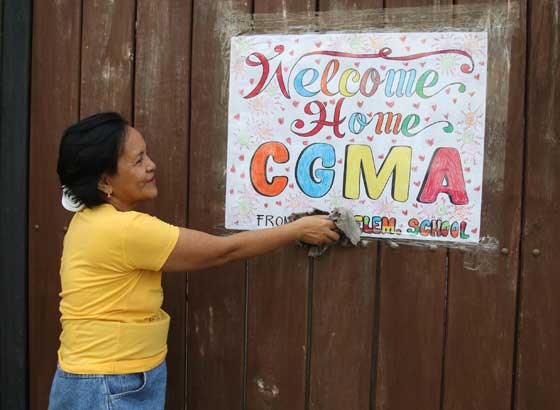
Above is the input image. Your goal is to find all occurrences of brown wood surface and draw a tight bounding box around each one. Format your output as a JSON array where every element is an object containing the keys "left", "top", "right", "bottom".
[
  {"left": 375, "top": 246, "right": 447, "bottom": 410},
  {"left": 516, "top": 0, "right": 560, "bottom": 408},
  {"left": 373, "top": 2, "right": 451, "bottom": 410},
  {"left": 442, "top": 1, "right": 526, "bottom": 410},
  {"left": 25, "top": 0, "right": 560, "bottom": 409},
  {"left": 246, "top": 246, "right": 311, "bottom": 410},
  {"left": 28, "top": 1, "right": 82, "bottom": 409},
  {"left": 244, "top": 2, "right": 316, "bottom": 409},
  {"left": 81, "top": 0, "right": 135, "bottom": 120},
  {"left": 321, "top": 0, "right": 381, "bottom": 8},
  {"left": 135, "top": 1, "right": 191, "bottom": 408},
  {"left": 308, "top": 4, "right": 381, "bottom": 410},
  {"left": 187, "top": 1, "right": 249, "bottom": 409},
  {"left": 309, "top": 247, "right": 378, "bottom": 410}
]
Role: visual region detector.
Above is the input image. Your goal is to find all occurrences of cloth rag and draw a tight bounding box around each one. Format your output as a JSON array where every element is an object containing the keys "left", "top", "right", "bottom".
[{"left": 289, "top": 207, "right": 366, "bottom": 257}]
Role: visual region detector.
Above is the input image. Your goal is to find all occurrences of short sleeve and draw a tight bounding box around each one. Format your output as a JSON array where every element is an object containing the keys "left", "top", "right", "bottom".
[{"left": 123, "top": 212, "right": 180, "bottom": 271}]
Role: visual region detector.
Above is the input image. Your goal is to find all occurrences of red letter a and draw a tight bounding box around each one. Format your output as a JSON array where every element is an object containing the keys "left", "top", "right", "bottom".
[{"left": 417, "top": 148, "right": 468, "bottom": 205}]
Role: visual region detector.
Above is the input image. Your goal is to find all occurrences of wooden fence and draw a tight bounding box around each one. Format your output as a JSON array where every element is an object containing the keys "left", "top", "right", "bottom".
[{"left": 0, "top": 0, "right": 557, "bottom": 409}]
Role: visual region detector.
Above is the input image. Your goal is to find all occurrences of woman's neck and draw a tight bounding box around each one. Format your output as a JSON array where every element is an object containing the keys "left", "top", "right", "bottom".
[{"left": 106, "top": 197, "right": 135, "bottom": 212}]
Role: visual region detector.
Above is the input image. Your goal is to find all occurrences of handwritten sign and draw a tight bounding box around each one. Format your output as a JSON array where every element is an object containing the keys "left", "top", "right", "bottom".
[{"left": 226, "top": 32, "right": 487, "bottom": 243}]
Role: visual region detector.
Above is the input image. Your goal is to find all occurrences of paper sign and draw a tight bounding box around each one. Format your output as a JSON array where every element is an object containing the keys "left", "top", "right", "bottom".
[{"left": 226, "top": 32, "right": 487, "bottom": 242}]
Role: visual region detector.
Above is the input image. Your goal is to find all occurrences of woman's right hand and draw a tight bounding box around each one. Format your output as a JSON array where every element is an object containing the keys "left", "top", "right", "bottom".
[{"left": 291, "top": 215, "right": 340, "bottom": 245}]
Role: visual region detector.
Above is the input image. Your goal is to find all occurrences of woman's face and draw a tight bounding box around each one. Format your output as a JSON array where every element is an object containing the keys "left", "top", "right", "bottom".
[{"left": 101, "top": 126, "right": 157, "bottom": 211}]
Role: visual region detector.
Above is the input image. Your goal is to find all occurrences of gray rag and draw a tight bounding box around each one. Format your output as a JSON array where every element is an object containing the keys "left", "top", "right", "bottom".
[{"left": 289, "top": 207, "right": 366, "bottom": 257}]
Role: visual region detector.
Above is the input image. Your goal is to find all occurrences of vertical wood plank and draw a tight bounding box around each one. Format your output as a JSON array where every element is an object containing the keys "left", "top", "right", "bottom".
[
  {"left": 376, "top": 246, "right": 447, "bottom": 410},
  {"left": 309, "top": 3, "right": 381, "bottom": 410},
  {"left": 135, "top": 1, "right": 191, "bottom": 408},
  {"left": 0, "top": 0, "right": 32, "bottom": 409},
  {"left": 443, "top": 1, "right": 526, "bottom": 410},
  {"left": 374, "top": 1, "right": 450, "bottom": 410},
  {"left": 244, "top": 2, "right": 316, "bottom": 409},
  {"left": 309, "top": 247, "right": 378, "bottom": 410},
  {"left": 28, "top": 1, "right": 82, "bottom": 409},
  {"left": 516, "top": 0, "right": 559, "bottom": 408},
  {"left": 243, "top": 3, "right": 317, "bottom": 409},
  {"left": 188, "top": 1, "right": 249, "bottom": 409},
  {"left": 246, "top": 247, "right": 310, "bottom": 410},
  {"left": 81, "top": 0, "right": 135, "bottom": 120}
]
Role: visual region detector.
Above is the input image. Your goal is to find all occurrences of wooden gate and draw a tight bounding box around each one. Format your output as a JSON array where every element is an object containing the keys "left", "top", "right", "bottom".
[{"left": 20, "top": 0, "right": 559, "bottom": 409}]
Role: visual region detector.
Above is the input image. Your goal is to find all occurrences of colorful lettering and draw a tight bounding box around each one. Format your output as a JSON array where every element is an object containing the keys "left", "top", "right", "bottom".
[
  {"left": 344, "top": 145, "right": 412, "bottom": 201},
  {"left": 418, "top": 147, "right": 468, "bottom": 205},
  {"left": 250, "top": 142, "right": 289, "bottom": 196},
  {"left": 296, "top": 143, "right": 336, "bottom": 198},
  {"left": 291, "top": 98, "right": 346, "bottom": 138}
]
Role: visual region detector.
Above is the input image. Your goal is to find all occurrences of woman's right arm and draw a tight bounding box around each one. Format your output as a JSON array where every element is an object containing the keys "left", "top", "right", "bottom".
[{"left": 161, "top": 215, "right": 339, "bottom": 273}]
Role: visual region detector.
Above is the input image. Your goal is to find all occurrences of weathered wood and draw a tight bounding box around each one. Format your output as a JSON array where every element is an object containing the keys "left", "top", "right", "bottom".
[
  {"left": 81, "top": 0, "right": 135, "bottom": 120},
  {"left": 375, "top": 246, "right": 447, "bottom": 410},
  {"left": 246, "top": 246, "right": 311, "bottom": 410},
  {"left": 515, "top": 0, "right": 560, "bottom": 408},
  {"left": 0, "top": 1, "right": 32, "bottom": 409},
  {"left": 28, "top": 1, "right": 81, "bottom": 409},
  {"left": 309, "top": 246, "right": 378, "bottom": 410},
  {"left": 321, "top": 0, "right": 381, "bottom": 8},
  {"left": 187, "top": 1, "right": 249, "bottom": 409},
  {"left": 373, "top": 2, "right": 450, "bottom": 410},
  {"left": 23, "top": 0, "right": 554, "bottom": 409},
  {"left": 245, "top": 1, "right": 316, "bottom": 408},
  {"left": 308, "top": 3, "right": 381, "bottom": 410},
  {"left": 187, "top": 264, "right": 246, "bottom": 410},
  {"left": 384, "top": 0, "right": 437, "bottom": 6},
  {"left": 442, "top": 1, "right": 526, "bottom": 410},
  {"left": 135, "top": 1, "right": 191, "bottom": 408},
  {"left": 254, "top": 0, "right": 315, "bottom": 13}
]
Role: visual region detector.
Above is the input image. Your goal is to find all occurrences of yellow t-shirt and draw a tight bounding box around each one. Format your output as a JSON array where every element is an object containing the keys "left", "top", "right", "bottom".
[{"left": 57, "top": 203, "right": 180, "bottom": 374}]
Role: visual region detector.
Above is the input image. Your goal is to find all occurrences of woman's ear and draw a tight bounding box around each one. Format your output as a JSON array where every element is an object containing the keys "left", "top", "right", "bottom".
[{"left": 97, "top": 175, "right": 113, "bottom": 196}]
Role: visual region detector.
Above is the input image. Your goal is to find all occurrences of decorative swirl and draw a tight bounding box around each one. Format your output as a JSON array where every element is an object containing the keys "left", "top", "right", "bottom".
[
  {"left": 296, "top": 47, "right": 475, "bottom": 74},
  {"left": 404, "top": 120, "right": 455, "bottom": 138}
]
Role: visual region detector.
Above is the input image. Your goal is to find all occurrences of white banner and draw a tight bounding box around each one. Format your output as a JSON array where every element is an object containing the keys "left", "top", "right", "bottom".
[{"left": 226, "top": 32, "right": 488, "bottom": 242}]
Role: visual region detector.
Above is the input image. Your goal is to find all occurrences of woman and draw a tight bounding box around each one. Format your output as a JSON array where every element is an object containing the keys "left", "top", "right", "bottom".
[{"left": 48, "top": 112, "right": 339, "bottom": 410}]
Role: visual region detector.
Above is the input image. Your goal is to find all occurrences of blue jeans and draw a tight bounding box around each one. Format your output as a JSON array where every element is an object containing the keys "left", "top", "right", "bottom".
[{"left": 48, "top": 361, "right": 166, "bottom": 410}]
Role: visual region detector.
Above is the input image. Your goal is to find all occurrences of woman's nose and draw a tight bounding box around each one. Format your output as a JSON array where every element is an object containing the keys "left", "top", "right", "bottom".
[{"left": 146, "top": 155, "right": 156, "bottom": 171}]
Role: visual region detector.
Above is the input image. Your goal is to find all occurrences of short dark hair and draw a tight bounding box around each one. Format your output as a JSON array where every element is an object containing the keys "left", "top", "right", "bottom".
[{"left": 57, "top": 112, "right": 128, "bottom": 208}]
